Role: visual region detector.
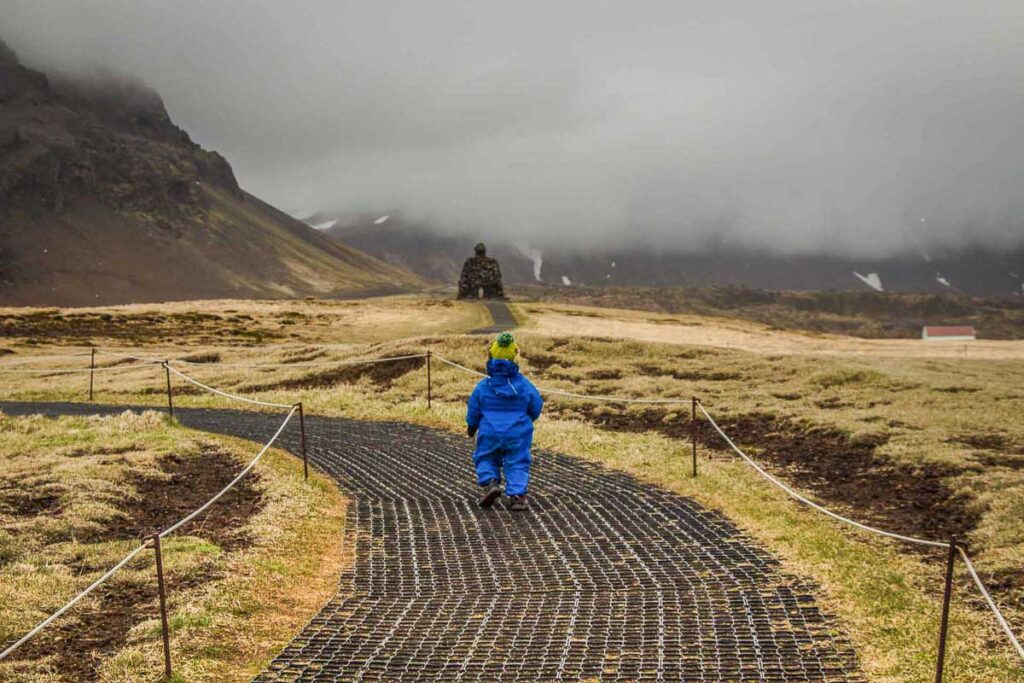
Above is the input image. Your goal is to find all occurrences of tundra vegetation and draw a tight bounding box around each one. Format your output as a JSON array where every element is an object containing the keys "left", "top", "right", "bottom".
[
  {"left": 0, "top": 409, "right": 346, "bottom": 682},
  {"left": 0, "top": 293, "right": 1022, "bottom": 681}
]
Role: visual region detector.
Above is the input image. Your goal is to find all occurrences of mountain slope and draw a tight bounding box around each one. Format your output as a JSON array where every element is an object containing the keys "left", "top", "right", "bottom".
[
  {"left": 321, "top": 214, "right": 1024, "bottom": 298},
  {"left": 0, "top": 40, "right": 420, "bottom": 306},
  {"left": 319, "top": 214, "right": 537, "bottom": 286}
]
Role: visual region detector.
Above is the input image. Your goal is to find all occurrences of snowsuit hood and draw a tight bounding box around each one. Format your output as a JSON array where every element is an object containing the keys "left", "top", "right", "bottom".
[{"left": 486, "top": 358, "right": 521, "bottom": 396}]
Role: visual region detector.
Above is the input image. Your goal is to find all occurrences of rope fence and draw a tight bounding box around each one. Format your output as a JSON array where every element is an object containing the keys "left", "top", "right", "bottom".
[
  {"left": 696, "top": 398, "right": 1023, "bottom": 670},
  {"left": 434, "top": 354, "right": 691, "bottom": 404},
  {"left": 696, "top": 402, "right": 948, "bottom": 549},
  {"left": 0, "top": 544, "right": 150, "bottom": 662},
  {"left": 1, "top": 346, "right": 1021, "bottom": 678},
  {"left": 433, "top": 352, "right": 1024, "bottom": 674},
  {"left": 158, "top": 405, "right": 298, "bottom": 540},
  {"left": 165, "top": 363, "right": 294, "bottom": 409},
  {"left": 0, "top": 351, "right": 93, "bottom": 366},
  {"left": 169, "top": 352, "right": 428, "bottom": 369},
  {"left": 959, "top": 547, "right": 1024, "bottom": 661},
  {"left": 0, "top": 361, "right": 162, "bottom": 374},
  {"left": 0, "top": 364, "right": 303, "bottom": 678}
]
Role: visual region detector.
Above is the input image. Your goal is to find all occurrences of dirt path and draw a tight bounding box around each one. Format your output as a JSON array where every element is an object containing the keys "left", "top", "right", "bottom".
[
  {"left": 470, "top": 301, "right": 518, "bottom": 335},
  {"left": 1, "top": 401, "right": 862, "bottom": 682}
]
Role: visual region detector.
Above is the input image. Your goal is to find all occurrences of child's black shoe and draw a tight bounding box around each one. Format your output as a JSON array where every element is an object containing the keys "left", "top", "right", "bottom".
[
  {"left": 507, "top": 494, "right": 528, "bottom": 512},
  {"left": 478, "top": 480, "right": 502, "bottom": 508}
]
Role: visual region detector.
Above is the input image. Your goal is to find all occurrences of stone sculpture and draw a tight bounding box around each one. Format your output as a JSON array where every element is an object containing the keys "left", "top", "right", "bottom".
[{"left": 457, "top": 243, "right": 505, "bottom": 299}]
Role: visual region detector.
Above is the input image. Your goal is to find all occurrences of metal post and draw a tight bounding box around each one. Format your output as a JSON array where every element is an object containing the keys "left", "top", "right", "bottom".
[
  {"left": 426, "top": 350, "right": 433, "bottom": 409},
  {"left": 151, "top": 533, "right": 173, "bottom": 680},
  {"left": 297, "top": 402, "right": 308, "bottom": 481},
  {"left": 691, "top": 397, "right": 698, "bottom": 477},
  {"left": 935, "top": 538, "right": 959, "bottom": 683},
  {"left": 88, "top": 348, "right": 96, "bottom": 401},
  {"left": 163, "top": 362, "right": 173, "bottom": 418}
]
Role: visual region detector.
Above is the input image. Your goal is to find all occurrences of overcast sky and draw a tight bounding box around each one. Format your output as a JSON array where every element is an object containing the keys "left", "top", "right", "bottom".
[{"left": 3, "top": 0, "right": 1023, "bottom": 255}]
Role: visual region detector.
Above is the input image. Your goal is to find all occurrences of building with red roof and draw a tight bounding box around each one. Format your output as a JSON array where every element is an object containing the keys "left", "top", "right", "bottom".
[{"left": 922, "top": 326, "right": 976, "bottom": 341}]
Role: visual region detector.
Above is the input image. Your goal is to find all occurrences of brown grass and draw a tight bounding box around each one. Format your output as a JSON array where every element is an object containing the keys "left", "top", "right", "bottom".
[
  {"left": 521, "top": 302, "right": 1024, "bottom": 360},
  {"left": 0, "top": 411, "right": 348, "bottom": 682},
  {"left": 0, "top": 295, "right": 488, "bottom": 347},
  {"left": 515, "top": 284, "right": 1024, "bottom": 339},
  {"left": 1, "top": 296, "right": 1023, "bottom": 681}
]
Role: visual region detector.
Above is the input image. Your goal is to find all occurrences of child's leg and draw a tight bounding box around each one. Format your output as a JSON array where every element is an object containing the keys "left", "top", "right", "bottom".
[
  {"left": 501, "top": 434, "right": 532, "bottom": 497},
  {"left": 472, "top": 434, "right": 503, "bottom": 486}
]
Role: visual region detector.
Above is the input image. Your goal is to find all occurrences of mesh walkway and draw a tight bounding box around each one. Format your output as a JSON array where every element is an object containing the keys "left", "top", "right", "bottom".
[{"left": 0, "top": 402, "right": 862, "bottom": 682}]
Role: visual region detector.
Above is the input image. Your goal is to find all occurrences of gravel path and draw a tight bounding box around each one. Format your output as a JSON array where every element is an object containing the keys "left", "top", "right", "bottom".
[{"left": 0, "top": 401, "right": 862, "bottom": 682}]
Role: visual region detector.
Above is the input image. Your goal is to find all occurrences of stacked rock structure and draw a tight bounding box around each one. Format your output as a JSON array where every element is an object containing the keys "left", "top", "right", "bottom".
[{"left": 457, "top": 243, "right": 506, "bottom": 299}]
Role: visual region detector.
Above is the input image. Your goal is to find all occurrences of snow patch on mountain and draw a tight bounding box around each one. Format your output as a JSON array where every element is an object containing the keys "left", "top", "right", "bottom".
[
  {"left": 561, "top": 275, "right": 572, "bottom": 286},
  {"left": 853, "top": 271, "right": 883, "bottom": 292},
  {"left": 311, "top": 219, "right": 338, "bottom": 230},
  {"left": 516, "top": 245, "right": 544, "bottom": 282}
]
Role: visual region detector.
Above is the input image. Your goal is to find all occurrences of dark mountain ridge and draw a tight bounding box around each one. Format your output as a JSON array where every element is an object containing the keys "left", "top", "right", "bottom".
[
  {"left": 320, "top": 213, "right": 1024, "bottom": 299},
  {"left": 0, "top": 39, "right": 419, "bottom": 306}
]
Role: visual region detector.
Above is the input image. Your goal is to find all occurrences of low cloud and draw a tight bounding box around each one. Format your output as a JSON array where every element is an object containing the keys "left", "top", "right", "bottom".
[{"left": 2, "top": 0, "right": 1022, "bottom": 255}]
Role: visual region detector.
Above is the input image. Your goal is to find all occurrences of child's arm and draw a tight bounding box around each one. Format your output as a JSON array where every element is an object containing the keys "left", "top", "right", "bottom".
[
  {"left": 466, "top": 384, "right": 483, "bottom": 435},
  {"left": 526, "top": 382, "right": 544, "bottom": 422}
]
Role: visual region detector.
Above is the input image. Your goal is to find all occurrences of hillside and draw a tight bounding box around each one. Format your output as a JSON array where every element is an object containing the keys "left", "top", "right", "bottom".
[
  {"left": 318, "top": 214, "right": 538, "bottom": 285},
  {"left": 0, "top": 40, "right": 420, "bottom": 306},
  {"left": 319, "top": 213, "right": 1024, "bottom": 298}
]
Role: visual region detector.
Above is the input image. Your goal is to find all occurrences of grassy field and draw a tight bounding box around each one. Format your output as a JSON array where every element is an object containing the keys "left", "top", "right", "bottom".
[
  {"left": 0, "top": 410, "right": 348, "bottom": 682},
  {"left": 1, "top": 294, "right": 1022, "bottom": 681},
  {"left": 515, "top": 283, "right": 1024, "bottom": 339},
  {"left": 0, "top": 294, "right": 489, "bottom": 348}
]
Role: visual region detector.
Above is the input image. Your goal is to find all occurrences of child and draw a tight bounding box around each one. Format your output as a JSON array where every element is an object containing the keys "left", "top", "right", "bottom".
[{"left": 466, "top": 332, "right": 544, "bottom": 511}]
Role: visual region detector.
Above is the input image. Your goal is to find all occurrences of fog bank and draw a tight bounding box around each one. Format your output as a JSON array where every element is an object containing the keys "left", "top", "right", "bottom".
[{"left": 2, "top": 0, "right": 1022, "bottom": 255}]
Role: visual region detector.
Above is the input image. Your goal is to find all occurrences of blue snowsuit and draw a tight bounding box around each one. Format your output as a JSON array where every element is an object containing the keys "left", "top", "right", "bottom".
[{"left": 466, "top": 358, "right": 544, "bottom": 497}]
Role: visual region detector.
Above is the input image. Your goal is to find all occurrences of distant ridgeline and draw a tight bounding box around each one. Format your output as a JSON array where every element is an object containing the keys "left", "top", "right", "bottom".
[
  {"left": 0, "top": 37, "right": 419, "bottom": 306},
  {"left": 322, "top": 216, "right": 1024, "bottom": 298}
]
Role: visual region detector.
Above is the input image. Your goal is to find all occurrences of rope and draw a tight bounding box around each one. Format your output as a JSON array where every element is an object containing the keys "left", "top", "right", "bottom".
[
  {"left": 0, "top": 544, "right": 148, "bottom": 661},
  {"left": 433, "top": 355, "right": 486, "bottom": 377},
  {"left": 433, "top": 354, "right": 692, "bottom": 404},
  {"left": 696, "top": 402, "right": 948, "bottom": 549},
  {"left": 166, "top": 365, "right": 294, "bottom": 409},
  {"left": 95, "top": 350, "right": 166, "bottom": 362},
  {"left": 0, "top": 362, "right": 163, "bottom": 375},
  {"left": 169, "top": 353, "right": 428, "bottom": 370},
  {"left": 537, "top": 386, "right": 689, "bottom": 404},
  {"left": 159, "top": 406, "right": 297, "bottom": 538},
  {"left": 0, "top": 352, "right": 93, "bottom": 366},
  {"left": 0, "top": 403, "right": 297, "bottom": 661},
  {"left": 0, "top": 351, "right": 163, "bottom": 369},
  {"left": 958, "top": 547, "right": 1024, "bottom": 661},
  {"left": 698, "top": 403, "right": 1024, "bottom": 661}
]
